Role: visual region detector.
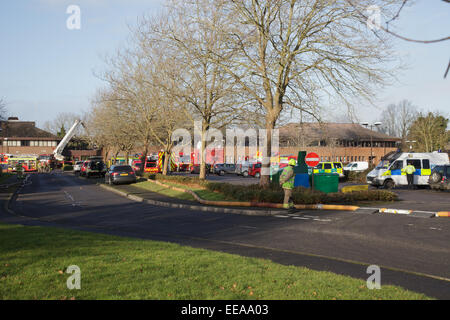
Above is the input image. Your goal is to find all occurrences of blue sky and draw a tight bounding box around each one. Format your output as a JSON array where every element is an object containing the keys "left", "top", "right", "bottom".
[{"left": 0, "top": 0, "right": 449, "bottom": 128}]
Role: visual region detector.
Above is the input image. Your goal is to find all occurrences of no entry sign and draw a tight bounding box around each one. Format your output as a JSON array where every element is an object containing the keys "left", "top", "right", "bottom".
[{"left": 305, "top": 152, "right": 320, "bottom": 167}]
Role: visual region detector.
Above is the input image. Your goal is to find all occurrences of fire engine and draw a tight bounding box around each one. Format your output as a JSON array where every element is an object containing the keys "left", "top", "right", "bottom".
[{"left": 144, "top": 152, "right": 177, "bottom": 174}]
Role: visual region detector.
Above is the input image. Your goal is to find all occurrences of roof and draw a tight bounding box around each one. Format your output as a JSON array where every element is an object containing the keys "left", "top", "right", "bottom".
[
  {"left": 0, "top": 120, "right": 59, "bottom": 140},
  {"left": 278, "top": 123, "right": 401, "bottom": 143}
]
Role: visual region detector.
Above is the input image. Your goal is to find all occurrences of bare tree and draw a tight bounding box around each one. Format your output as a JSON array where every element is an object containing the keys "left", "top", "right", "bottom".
[
  {"left": 136, "top": 0, "right": 240, "bottom": 179},
  {"left": 43, "top": 112, "right": 83, "bottom": 136},
  {"left": 379, "top": 100, "right": 418, "bottom": 146},
  {"left": 207, "top": 0, "right": 400, "bottom": 187}
]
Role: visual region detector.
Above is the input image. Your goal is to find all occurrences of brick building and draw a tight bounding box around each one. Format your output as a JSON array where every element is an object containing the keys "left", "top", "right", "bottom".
[
  {"left": 277, "top": 123, "right": 401, "bottom": 164},
  {"left": 0, "top": 118, "right": 60, "bottom": 156}
]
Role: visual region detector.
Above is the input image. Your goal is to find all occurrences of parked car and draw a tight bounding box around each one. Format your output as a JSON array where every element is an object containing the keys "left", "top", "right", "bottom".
[
  {"left": 105, "top": 165, "right": 137, "bottom": 185},
  {"left": 79, "top": 161, "right": 90, "bottom": 177},
  {"left": 131, "top": 160, "right": 143, "bottom": 172},
  {"left": 190, "top": 164, "right": 211, "bottom": 174},
  {"left": 248, "top": 162, "right": 262, "bottom": 178},
  {"left": 313, "top": 162, "right": 345, "bottom": 178},
  {"left": 83, "top": 160, "right": 106, "bottom": 178},
  {"left": 213, "top": 163, "right": 236, "bottom": 176},
  {"left": 344, "top": 161, "right": 369, "bottom": 172},
  {"left": 235, "top": 161, "right": 255, "bottom": 177},
  {"left": 428, "top": 165, "right": 450, "bottom": 190},
  {"left": 73, "top": 161, "right": 84, "bottom": 174}
]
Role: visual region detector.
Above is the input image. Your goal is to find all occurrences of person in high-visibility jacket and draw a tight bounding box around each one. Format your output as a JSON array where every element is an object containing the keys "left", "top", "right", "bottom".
[
  {"left": 279, "top": 159, "right": 296, "bottom": 209},
  {"left": 404, "top": 163, "right": 416, "bottom": 189}
]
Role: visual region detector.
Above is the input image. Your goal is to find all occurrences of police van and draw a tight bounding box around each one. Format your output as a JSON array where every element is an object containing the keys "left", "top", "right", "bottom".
[{"left": 366, "top": 152, "right": 450, "bottom": 189}]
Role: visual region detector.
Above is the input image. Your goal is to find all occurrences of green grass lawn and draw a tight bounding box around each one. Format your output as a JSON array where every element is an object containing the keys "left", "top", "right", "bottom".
[
  {"left": 133, "top": 180, "right": 234, "bottom": 202},
  {"left": 0, "top": 223, "right": 430, "bottom": 300}
]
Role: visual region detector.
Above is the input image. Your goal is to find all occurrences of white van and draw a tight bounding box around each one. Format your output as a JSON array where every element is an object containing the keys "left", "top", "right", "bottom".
[
  {"left": 344, "top": 161, "right": 369, "bottom": 172},
  {"left": 366, "top": 152, "right": 450, "bottom": 189}
]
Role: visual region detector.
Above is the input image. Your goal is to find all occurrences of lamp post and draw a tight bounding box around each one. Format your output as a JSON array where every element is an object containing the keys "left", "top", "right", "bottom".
[{"left": 361, "top": 122, "right": 382, "bottom": 166}]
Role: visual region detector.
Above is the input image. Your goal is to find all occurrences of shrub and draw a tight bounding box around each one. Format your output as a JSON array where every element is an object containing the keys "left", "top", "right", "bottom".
[
  {"left": 144, "top": 173, "right": 397, "bottom": 204},
  {"left": 345, "top": 168, "right": 373, "bottom": 183},
  {"left": 63, "top": 165, "right": 74, "bottom": 171}
]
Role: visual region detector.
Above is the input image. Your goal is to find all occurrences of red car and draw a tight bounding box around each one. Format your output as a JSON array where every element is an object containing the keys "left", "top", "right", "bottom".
[{"left": 248, "top": 163, "right": 262, "bottom": 178}]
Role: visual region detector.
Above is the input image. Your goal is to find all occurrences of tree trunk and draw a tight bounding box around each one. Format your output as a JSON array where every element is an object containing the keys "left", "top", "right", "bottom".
[
  {"left": 199, "top": 123, "right": 209, "bottom": 180},
  {"left": 140, "top": 146, "right": 148, "bottom": 175},
  {"left": 162, "top": 151, "right": 169, "bottom": 175},
  {"left": 260, "top": 115, "right": 276, "bottom": 188}
]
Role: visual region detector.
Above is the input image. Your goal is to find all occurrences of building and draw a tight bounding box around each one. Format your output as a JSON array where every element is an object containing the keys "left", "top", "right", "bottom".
[
  {"left": 0, "top": 117, "right": 60, "bottom": 156},
  {"left": 277, "top": 123, "right": 401, "bottom": 164}
]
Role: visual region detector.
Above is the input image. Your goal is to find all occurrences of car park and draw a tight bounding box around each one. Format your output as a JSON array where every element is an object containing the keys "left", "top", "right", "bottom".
[
  {"left": 105, "top": 165, "right": 137, "bottom": 185},
  {"left": 213, "top": 163, "right": 236, "bottom": 176},
  {"left": 428, "top": 165, "right": 450, "bottom": 190}
]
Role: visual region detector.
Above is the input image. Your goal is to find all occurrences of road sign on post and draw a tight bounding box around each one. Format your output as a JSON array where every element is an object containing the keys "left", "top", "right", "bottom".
[
  {"left": 305, "top": 152, "right": 320, "bottom": 191},
  {"left": 305, "top": 152, "right": 320, "bottom": 167}
]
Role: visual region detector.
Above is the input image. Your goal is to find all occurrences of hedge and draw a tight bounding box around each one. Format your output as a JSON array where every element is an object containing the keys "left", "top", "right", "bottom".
[
  {"left": 143, "top": 173, "right": 397, "bottom": 204},
  {"left": 63, "top": 165, "right": 74, "bottom": 171}
]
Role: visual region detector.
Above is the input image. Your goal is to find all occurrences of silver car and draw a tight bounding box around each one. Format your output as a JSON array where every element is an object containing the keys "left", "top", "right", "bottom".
[{"left": 73, "top": 161, "right": 84, "bottom": 173}]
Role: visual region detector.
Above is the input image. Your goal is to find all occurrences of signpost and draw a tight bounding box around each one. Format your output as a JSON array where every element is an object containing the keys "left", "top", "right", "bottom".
[{"left": 305, "top": 152, "right": 320, "bottom": 190}]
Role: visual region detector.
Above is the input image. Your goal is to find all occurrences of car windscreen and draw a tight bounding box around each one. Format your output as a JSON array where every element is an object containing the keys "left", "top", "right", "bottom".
[
  {"left": 333, "top": 163, "right": 342, "bottom": 168},
  {"left": 113, "top": 166, "right": 132, "bottom": 172},
  {"left": 376, "top": 161, "right": 390, "bottom": 169}
]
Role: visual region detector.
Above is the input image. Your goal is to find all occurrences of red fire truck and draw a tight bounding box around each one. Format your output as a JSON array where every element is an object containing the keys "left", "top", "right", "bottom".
[{"left": 143, "top": 152, "right": 177, "bottom": 174}]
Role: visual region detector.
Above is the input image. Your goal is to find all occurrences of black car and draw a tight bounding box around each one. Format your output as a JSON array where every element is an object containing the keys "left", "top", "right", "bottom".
[
  {"left": 213, "top": 163, "right": 236, "bottom": 176},
  {"left": 429, "top": 165, "right": 450, "bottom": 190},
  {"left": 190, "top": 164, "right": 211, "bottom": 174},
  {"left": 83, "top": 160, "right": 107, "bottom": 178},
  {"left": 105, "top": 165, "right": 137, "bottom": 185}
]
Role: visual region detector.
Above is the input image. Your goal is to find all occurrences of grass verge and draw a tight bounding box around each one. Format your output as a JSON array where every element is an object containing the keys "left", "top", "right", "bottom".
[
  {"left": 134, "top": 180, "right": 234, "bottom": 202},
  {"left": 0, "top": 223, "right": 429, "bottom": 300}
]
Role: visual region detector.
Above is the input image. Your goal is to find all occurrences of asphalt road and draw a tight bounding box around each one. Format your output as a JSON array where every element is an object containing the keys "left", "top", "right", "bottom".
[{"left": 3, "top": 172, "right": 450, "bottom": 299}]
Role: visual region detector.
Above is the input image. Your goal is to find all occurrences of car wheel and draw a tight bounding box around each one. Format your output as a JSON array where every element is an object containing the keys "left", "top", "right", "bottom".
[
  {"left": 383, "top": 179, "right": 394, "bottom": 190},
  {"left": 220, "top": 170, "right": 225, "bottom": 176},
  {"left": 255, "top": 172, "right": 260, "bottom": 179},
  {"left": 243, "top": 171, "right": 248, "bottom": 177}
]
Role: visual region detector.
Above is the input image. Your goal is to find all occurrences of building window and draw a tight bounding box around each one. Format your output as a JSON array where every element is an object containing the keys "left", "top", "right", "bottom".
[{"left": 6, "top": 140, "right": 21, "bottom": 146}]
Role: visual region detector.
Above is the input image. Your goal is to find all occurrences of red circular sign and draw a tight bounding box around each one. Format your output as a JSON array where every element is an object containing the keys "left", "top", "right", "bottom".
[{"left": 305, "top": 152, "right": 320, "bottom": 167}]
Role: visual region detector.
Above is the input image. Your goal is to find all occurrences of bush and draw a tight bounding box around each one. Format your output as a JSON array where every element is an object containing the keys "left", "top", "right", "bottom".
[
  {"left": 345, "top": 168, "right": 373, "bottom": 183},
  {"left": 63, "top": 165, "right": 74, "bottom": 171},
  {"left": 144, "top": 174, "right": 397, "bottom": 204}
]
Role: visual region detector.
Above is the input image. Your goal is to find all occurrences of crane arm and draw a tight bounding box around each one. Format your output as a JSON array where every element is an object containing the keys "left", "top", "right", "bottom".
[{"left": 53, "top": 119, "right": 83, "bottom": 161}]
